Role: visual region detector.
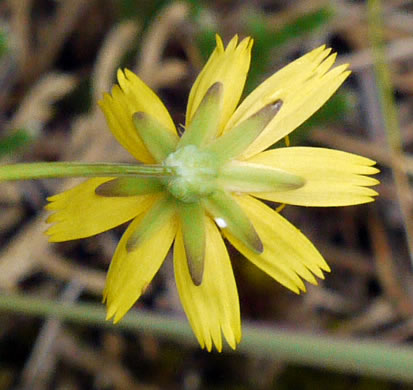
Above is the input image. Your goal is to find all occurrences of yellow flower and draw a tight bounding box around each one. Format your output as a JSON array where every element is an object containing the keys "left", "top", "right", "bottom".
[{"left": 46, "top": 35, "right": 379, "bottom": 351}]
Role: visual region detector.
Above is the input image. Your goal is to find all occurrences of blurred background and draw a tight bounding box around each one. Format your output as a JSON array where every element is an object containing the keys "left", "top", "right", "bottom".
[{"left": 0, "top": 0, "right": 413, "bottom": 389}]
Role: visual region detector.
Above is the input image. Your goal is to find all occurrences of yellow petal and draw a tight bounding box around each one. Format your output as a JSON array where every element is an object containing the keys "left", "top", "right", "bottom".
[
  {"left": 99, "top": 69, "right": 176, "bottom": 163},
  {"left": 174, "top": 216, "right": 241, "bottom": 351},
  {"left": 225, "top": 195, "right": 330, "bottom": 294},
  {"left": 186, "top": 35, "right": 253, "bottom": 134},
  {"left": 104, "top": 199, "right": 177, "bottom": 322},
  {"left": 248, "top": 147, "right": 379, "bottom": 206},
  {"left": 45, "top": 178, "right": 157, "bottom": 241},
  {"left": 224, "top": 46, "right": 350, "bottom": 158}
]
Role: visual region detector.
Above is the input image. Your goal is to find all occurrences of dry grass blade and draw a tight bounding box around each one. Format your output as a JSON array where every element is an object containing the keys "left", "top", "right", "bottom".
[
  {"left": 91, "top": 21, "right": 141, "bottom": 105},
  {"left": 137, "top": 1, "right": 189, "bottom": 86},
  {"left": 10, "top": 73, "right": 77, "bottom": 131}
]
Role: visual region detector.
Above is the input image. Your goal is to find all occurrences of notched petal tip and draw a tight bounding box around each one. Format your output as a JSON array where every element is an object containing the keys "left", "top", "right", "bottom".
[
  {"left": 103, "top": 212, "right": 177, "bottom": 326},
  {"left": 215, "top": 34, "right": 224, "bottom": 50},
  {"left": 248, "top": 147, "right": 380, "bottom": 206},
  {"left": 174, "top": 219, "right": 241, "bottom": 352},
  {"left": 226, "top": 196, "right": 330, "bottom": 295},
  {"left": 228, "top": 45, "right": 354, "bottom": 158},
  {"left": 44, "top": 232, "right": 60, "bottom": 243},
  {"left": 105, "top": 303, "right": 118, "bottom": 322},
  {"left": 186, "top": 33, "right": 253, "bottom": 134}
]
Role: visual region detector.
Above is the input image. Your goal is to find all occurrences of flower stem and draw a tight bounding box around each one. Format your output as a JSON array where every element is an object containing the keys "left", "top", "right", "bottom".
[{"left": 0, "top": 162, "right": 173, "bottom": 181}]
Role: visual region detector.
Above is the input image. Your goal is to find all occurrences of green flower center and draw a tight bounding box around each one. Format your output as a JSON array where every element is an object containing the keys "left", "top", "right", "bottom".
[{"left": 163, "top": 145, "right": 219, "bottom": 203}]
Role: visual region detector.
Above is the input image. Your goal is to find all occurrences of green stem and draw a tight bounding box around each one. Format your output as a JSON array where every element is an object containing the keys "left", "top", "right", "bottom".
[
  {"left": 0, "top": 162, "right": 173, "bottom": 181},
  {"left": 2, "top": 293, "right": 413, "bottom": 383}
]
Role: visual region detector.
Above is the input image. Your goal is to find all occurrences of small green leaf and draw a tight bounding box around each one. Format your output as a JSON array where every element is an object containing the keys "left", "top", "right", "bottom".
[
  {"left": 178, "top": 82, "right": 222, "bottom": 148},
  {"left": 178, "top": 201, "right": 206, "bottom": 285},
  {"left": 133, "top": 112, "right": 179, "bottom": 163},
  {"left": 95, "top": 177, "right": 163, "bottom": 197},
  {"left": 203, "top": 191, "right": 263, "bottom": 254}
]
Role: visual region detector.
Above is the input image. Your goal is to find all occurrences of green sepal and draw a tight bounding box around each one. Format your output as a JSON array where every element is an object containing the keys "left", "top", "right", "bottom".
[
  {"left": 203, "top": 191, "right": 263, "bottom": 254},
  {"left": 133, "top": 112, "right": 179, "bottom": 163},
  {"left": 177, "top": 201, "right": 206, "bottom": 285},
  {"left": 220, "top": 161, "right": 305, "bottom": 193},
  {"left": 95, "top": 177, "right": 163, "bottom": 197},
  {"left": 178, "top": 82, "right": 222, "bottom": 148},
  {"left": 206, "top": 100, "right": 283, "bottom": 161},
  {"left": 126, "top": 196, "right": 175, "bottom": 251}
]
